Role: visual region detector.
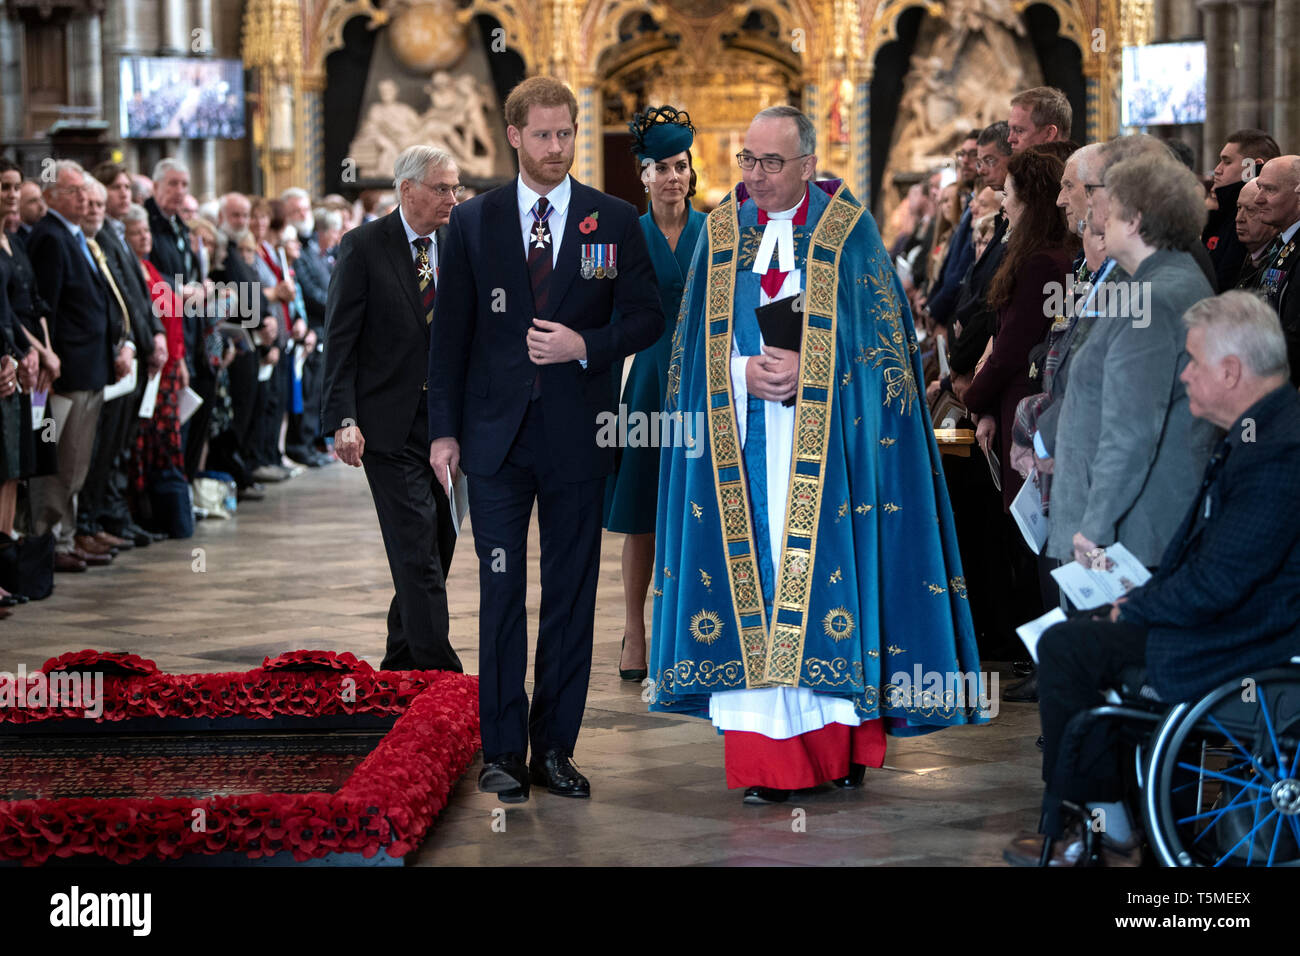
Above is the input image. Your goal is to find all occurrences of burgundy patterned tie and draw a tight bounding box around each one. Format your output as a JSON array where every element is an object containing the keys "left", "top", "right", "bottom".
[
  {"left": 527, "top": 198, "right": 553, "bottom": 398},
  {"left": 413, "top": 236, "right": 436, "bottom": 323},
  {"left": 527, "top": 197, "right": 552, "bottom": 312}
]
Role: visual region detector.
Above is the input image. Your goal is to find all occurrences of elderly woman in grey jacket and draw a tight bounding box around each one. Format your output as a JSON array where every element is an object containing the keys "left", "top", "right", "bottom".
[{"left": 1047, "top": 152, "right": 1218, "bottom": 570}]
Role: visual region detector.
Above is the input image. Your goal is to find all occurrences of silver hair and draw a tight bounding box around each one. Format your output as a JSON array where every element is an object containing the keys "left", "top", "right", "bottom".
[
  {"left": 83, "top": 176, "right": 107, "bottom": 202},
  {"left": 753, "top": 105, "right": 816, "bottom": 157},
  {"left": 122, "top": 203, "right": 150, "bottom": 227},
  {"left": 1069, "top": 143, "right": 1106, "bottom": 184},
  {"left": 43, "top": 159, "right": 86, "bottom": 196},
  {"left": 393, "top": 146, "right": 455, "bottom": 190},
  {"left": 152, "top": 157, "right": 190, "bottom": 183},
  {"left": 1183, "top": 291, "right": 1290, "bottom": 380},
  {"left": 218, "top": 191, "right": 249, "bottom": 218},
  {"left": 314, "top": 207, "right": 343, "bottom": 233},
  {"left": 281, "top": 187, "right": 310, "bottom": 204}
]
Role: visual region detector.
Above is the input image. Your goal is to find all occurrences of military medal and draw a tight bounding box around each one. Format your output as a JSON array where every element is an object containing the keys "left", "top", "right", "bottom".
[
  {"left": 580, "top": 244, "right": 595, "bottom": 278},
  {"left": 531, "top": 219, "right": 550, "bottom": 249},
  {"left": 606, "top": 244, "right": 618, "bottom": 278},
  {"left": 594, "top": 243, "right": 605, "bottom": 279}
]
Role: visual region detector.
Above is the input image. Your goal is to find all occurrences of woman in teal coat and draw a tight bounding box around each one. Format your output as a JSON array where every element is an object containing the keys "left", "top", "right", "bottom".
[{"left": 605, "top": 106, "right": 706, "bottom": 680}]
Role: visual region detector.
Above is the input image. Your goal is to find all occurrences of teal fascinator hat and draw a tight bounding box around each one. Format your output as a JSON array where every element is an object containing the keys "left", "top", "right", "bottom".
[{"left": 628, "top": 105, "right": 696, "bottom": 163}]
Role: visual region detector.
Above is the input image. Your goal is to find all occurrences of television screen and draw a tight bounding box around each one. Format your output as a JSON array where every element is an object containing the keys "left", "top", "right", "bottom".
[
  {"left": 1122, "top": 41, "right": 1207, "bottom": 127},
  {"left": 119, "top": 56, "right": 246, "bottom": 140}
]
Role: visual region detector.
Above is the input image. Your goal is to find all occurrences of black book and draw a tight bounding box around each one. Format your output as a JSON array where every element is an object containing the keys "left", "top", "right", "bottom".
[{"left": 755, "top": 294, "right": 804, "bottom": 407}]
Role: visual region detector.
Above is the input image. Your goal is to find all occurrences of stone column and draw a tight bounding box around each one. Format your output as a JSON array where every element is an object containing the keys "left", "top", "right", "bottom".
[
  {"left": 1198, "top": 0, "right": 1231, "bottom": 168},
  {"left": 0, "top": 15, "right": 23, "bottom": 141},
  {"left": 67, "top": 14, "right": 104, "bottom": 113},
  {"left": 852, "top": 79, "right": 870, "bottom": 201},
  {"left": 160, "top": 0, "right": 189, "bottom": 55},
  {"left": 1275, "top": 0, "right": 1300, "bottom": 151},
  {"left": 1231, "top": 0, "right": 1267, "bottom": 130},
  {"left": 575, "top": 80, "right": 601, "bottom": 189}
]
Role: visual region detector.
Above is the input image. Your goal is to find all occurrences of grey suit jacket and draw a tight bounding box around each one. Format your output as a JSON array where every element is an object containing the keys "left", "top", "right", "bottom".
[{"left": 1047, "top": 249, "right": 1218, "bottom": 566}]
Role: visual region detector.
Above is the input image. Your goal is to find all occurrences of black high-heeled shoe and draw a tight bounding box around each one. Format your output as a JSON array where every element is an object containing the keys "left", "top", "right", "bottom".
[
  {"left": 618, "top": 635, "right": 647, "bottom": 682},
  {"left": 830, "top": 763, "right": 867, "bottom": 789}
]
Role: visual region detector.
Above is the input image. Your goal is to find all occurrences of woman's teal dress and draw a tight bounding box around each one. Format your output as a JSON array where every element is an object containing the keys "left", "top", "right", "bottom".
[{"left": 603, "top": 205, "right": 706, "bottom": 534}]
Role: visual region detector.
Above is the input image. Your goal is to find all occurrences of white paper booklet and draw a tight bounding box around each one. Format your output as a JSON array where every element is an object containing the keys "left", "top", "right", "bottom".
[{"left": 1050, "top": 542, "right": 1152, "bottom": 610}]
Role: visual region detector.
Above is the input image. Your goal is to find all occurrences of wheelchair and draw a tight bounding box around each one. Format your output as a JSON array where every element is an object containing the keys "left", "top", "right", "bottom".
[{"left": 1044, "top": 656, "right": 1300, "bottom": 867}]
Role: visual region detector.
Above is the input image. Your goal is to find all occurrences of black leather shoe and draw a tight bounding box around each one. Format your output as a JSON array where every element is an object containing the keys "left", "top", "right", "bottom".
[
  {"left": 830, "top": 763, "right": 867, "bottom": 789},
  {"left": 479, "top": 753, "right": 529, "bottom": 803},
  {"left": 1035, "top": 734, "right": 1045, "bottom": 752},
  {"left": 528, "top": 750, "right": 590, "bottom": 798},
  {"left": 1003, "top": 672, "right": 1039, "bottom": 703},
  {"left": 120, "top": 524, "right": 152, "bottom": 547},
  {"left": 1012, "top": 660, "right": 1035, "bottom": 678},
  {"left": 743, "top": 786, "right": 790, "bottom": 805}
]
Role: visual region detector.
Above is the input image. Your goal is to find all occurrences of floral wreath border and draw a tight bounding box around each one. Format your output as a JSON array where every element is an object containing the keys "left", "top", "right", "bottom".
[{"left": 0, "top": 650, "right": 480, "bottom": 866}]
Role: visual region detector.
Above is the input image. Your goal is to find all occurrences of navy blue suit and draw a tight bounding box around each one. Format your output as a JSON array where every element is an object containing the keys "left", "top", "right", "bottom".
[
  {"left": 26, "top": 212, "right": 112, "bottom": 392},
  {"left": 428, "top": 176, "right": 663, "bottom": 759}
]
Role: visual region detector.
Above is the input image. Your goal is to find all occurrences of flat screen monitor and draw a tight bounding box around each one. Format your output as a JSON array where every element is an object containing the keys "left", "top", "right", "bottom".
[
  {"left": 119, "top": 56, "right": 246, "bottom": 140},
  {"left": 1122, "top": 41, "right": 1207, "bottom": 127}
]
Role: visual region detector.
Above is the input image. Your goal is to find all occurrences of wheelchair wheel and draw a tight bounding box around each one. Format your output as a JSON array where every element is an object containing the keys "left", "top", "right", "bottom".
[{"left": 1143, "top": 667, "right": 1300, "bottom": 867}]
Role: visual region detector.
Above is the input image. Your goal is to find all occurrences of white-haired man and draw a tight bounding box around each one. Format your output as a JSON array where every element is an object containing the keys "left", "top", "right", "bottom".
[
  {"left": 321, "top": 145, "right": 465, "bottom": 673},
  {"left": 26, "top": 161, "right": 118, "bottom": 571},
  {"left": 1248, "top": 155, "right": 1300, "bottom": 383}
]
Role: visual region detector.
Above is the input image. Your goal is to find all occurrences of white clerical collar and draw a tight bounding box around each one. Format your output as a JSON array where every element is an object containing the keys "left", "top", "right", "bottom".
[
  {"left": 752, "top": 188, "right": 807, "bottom": 275},
  {"left": 759, "top": 188, "right": 808, "bottom": 221},
  {"left": 398, "top": 204, "right": 435, "bottom": 248},
  {"left": 517, "top": 174, "right": 571, "bottom": 219}
]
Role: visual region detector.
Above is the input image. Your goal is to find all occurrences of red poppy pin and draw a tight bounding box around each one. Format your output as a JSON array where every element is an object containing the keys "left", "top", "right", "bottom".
[
  {"left": 1206, "top": 236, "right": 1219, "bottom": 251},
  {"left": 579, "top": 211, "right": 599, "bottom": 234}
]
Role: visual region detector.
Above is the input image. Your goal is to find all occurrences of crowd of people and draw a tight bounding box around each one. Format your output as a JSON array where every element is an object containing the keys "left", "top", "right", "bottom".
[
  {"left": 883, "top": 87, "right": 1300, "bottom": 864},
  {"left": 4, "top": 77, "right": 1300, "bottom": 858},
  {"left": 0, "top": 153, "right": 383, "bottom": 615}
]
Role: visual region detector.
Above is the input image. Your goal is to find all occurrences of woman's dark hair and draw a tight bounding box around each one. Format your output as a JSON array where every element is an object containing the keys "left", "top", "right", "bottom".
[
  {"left": 0, "top": 157, "right": 21, "bottom": 177},
  {"left": 986, "top": 149, "right": 1077, "bottom": 309}
]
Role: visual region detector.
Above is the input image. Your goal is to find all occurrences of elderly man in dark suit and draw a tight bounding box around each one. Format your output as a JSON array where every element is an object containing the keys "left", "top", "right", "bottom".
[
  {"left": 429, "top": 77, "right": 663, "bottom": 802},
  {"left": 146, "top": 157, "right": 212, "bottom": 476},
  {"left": 321, "top": 145, "right": 464, "bottom": 675},
  {"left": 1006, "top": 291, "right": 1300, "bottom": 867},
  {"left": 26, "top": 161, "right": 125, "bottom": 571},
  {"left": 1247, "top": 155, "right": 1300, "bottom": 384}
]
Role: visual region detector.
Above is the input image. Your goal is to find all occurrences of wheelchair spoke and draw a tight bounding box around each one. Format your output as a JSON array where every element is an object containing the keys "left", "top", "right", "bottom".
[
  {"left": 1177, "top": 762, "right": 1268, "bottom": 792},
  {"left": 1208, "top": 715, "right": 1276, "bottom": 784},
  {"left": 1256, "top": 687, "right": 1287, "bottom": 780},
  {"left": 1213, "top": 807, "right": 1280, "bottom": 867},
  {"left": 1179, "top": 795, "right": 1269, "bottom": 826},
  {"left": 1289, "top": 813, "right": 1300, "bottom": 847},
  {"left": 1268, "top": 806, "right": 1285, "bottom": 867},
  {"left": 1172, "top": 758, "right": 1251, "bottom": 795}
]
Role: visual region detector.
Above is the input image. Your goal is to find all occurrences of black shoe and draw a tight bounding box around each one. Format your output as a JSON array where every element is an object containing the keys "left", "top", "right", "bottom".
[
  {"left": 619, "top": 635, "right": 647, "bottom": 682},
  {"left": 743, "top": 786, "right": 790, "bottom": 805},
  {"left": 237, "top": 483, "right": 266, "bottom": 501},
  {"left": 1012, "top": 660, "right": 1035, "bottom": 678},
  {"left": 120, "top": 524, "right": 152, "bottom": 547},
  {"left": 830, "top": 763, "right": 867, "bottom": 789},
  {"left": 1003, "top": 672, "right": 1039, "bottom": 703},
  {"left": 479, "top": 753, "right": 529, "bottom": 803},
  {"left": 528, "top": 750, "right": 590, "bottom": 798},
  {"left": 1035, "top": 735, "right": 1045, "bottom": 752}
]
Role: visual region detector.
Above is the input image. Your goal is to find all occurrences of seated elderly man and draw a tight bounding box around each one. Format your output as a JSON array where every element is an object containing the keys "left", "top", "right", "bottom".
[{"left": 1005, "top": 291, "right": 1300, "bottom": 866}]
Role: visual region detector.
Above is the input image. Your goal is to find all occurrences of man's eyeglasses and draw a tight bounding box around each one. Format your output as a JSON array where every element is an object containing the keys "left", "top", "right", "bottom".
[
  {"left": 736, "top": 152, "right": 810, "bottom": 174},
  {"left": 974, "top": 156, "right": 999, "bottom": 170},
  {"left": 415, "top": 181, "right": 465, "bottom": 199}
]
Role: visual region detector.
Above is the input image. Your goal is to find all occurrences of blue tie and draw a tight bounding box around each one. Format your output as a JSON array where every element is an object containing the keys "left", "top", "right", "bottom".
[{"left": 75, "top": 230, "right": 98, "bottom": 273}]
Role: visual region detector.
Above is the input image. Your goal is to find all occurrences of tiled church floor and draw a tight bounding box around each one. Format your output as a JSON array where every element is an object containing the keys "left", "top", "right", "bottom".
[{"left": 3, "top": 465, "right": 1042, "bottom": 866}]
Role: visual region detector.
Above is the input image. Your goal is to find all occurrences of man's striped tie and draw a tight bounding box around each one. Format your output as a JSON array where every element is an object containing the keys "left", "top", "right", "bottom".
[{"left": 413, "top": 236, "right": 436, "bottom": 324}]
